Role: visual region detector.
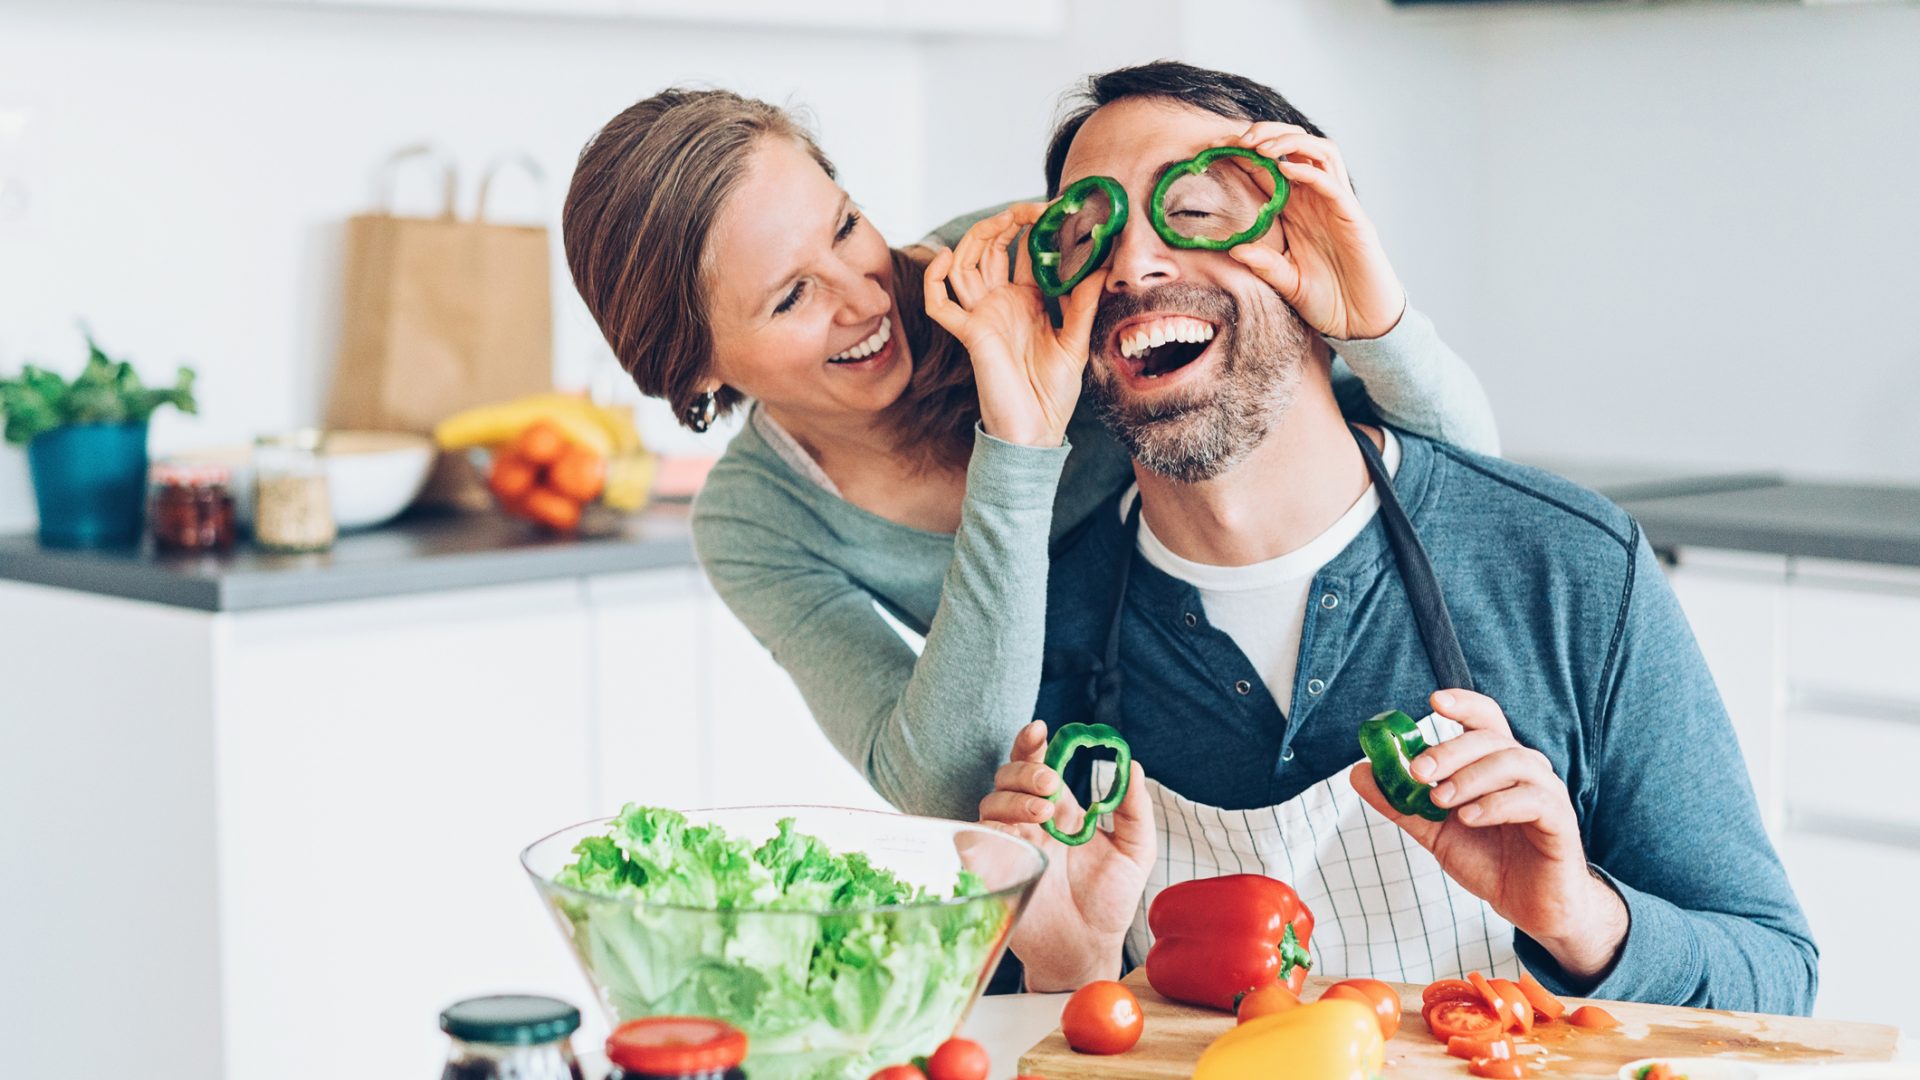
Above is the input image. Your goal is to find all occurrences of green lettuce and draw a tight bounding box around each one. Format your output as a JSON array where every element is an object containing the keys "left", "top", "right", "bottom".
[{"left": 549, "top": 806, "right": 1008, "bottom": 1080}]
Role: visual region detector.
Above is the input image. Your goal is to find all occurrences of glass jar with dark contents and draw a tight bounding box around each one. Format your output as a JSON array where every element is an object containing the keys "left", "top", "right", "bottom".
[
  {"left": 606, "top": 1017, "right": 748, "bottom": 1080},
  {"left": 437, "top": 995, "right": 584, "bottom": 1080},
  {"left": 150, "top": 463, "right": 236, "bottom": 553}
]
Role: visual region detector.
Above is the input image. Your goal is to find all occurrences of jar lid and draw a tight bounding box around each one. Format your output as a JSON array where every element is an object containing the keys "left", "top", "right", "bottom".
[
  {"left": 606, "top": 1017, "right": 748, "bottom": 1074},
  {"left": 153, "top": 462, "right": 231, "bottom": 487},
  {"left": 439, "top": 995, "right": 581, "bottom": 1046}
]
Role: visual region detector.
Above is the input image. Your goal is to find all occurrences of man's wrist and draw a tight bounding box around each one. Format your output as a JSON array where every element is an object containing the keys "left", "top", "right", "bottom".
[
  {"left": 1017, "top": 937, "right": 1125, "bottom": 992},
  {"left": 1533, "top": 869, "right": 1630, "bottom": 981}
]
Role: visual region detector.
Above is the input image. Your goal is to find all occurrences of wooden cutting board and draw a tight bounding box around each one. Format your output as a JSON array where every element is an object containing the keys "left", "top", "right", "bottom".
[{"left": 1018, "top": 970, "right": 1901, "bottom": 1079}]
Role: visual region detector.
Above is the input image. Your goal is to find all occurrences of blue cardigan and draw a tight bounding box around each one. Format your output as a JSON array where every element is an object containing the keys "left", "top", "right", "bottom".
[{"left": 1035, "top": 429, "right": 1818, "bottom": 1015}]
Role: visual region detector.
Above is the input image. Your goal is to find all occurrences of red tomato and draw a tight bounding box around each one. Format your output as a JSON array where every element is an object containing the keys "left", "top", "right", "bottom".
[
  {"left": 1061, "top": 980, "right": 1144, "bottom": 1055},
  {"left": 1425, "top": 998, "right": 1504, "bottom": 1041},
  {"left": 867, "top": 1068, "right": 926, "bottom": 1080},
  {"left": 1447, "top": 1034, "right": 1515, "bottom": 1060},
  {"left": 1234, "top": 983, "right": 1299, "bottom": 1024},
  {"left": 1517, "top": 970, "right": 1567, "bottom": 1022},
  {"left": 1468, "top": 971, "right": 1512, "bottom": 1030},
  {"left": 548, "top": 445, "right": 606, "bottom": 502},
  {"left": 488, "top": 451, "right": 538, "bottom": 504},
  {"left": 1491, "top": 978, "right": 1534, "bottom": 1034},
  {"left": 1470, "top": 1056, "right": 1529, "bottom": 1079},
  {"left": 925, "top": 1038, "right": 990, "bottom": 1080},
  {"left": 521, "top": 487, "right": 583, "bottom": 532},
  {"left": 1423, "top": 978, "right": 1483, "bottom": 1008},
  {"left": 1568, "top": 1005, "right": 1620, "bottom": 1030},
  {"left": 1320, "top": 979, "right": 1402, "bottom": 1040}
]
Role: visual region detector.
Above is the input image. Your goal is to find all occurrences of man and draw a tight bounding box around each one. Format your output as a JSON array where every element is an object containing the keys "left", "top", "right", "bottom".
[{"left": 978, "top": 61, "right": 1815, "bottom": 1014}]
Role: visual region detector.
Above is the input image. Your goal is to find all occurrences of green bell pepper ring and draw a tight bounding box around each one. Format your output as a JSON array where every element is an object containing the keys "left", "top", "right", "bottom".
[
  {"left": 1041, "top": 721, "right": 1132, "bottom": 845},
  {"left": 1357, "top": 709, "right": 1449, "bottom": 822},
  {"left": 1148, "top": 146, "right": 1289, "bottom": 252},
  {"left": 1028, "top": 175, "right": 1130, "bottom": 299}
]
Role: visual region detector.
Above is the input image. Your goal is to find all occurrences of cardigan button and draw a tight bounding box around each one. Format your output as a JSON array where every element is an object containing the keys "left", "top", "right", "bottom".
[
  {"left": 1320, "top": 592, "right": 1339, "bottom": 610},
  {"left": 1183, "top": 611, "right": 1199, "bottom": 628},
  {"left": 1307, "top": 678, "right": 1327, "bottom": 696},
  {"left": 1234, "top": 679, "right": 1252, "bottom": 695}
]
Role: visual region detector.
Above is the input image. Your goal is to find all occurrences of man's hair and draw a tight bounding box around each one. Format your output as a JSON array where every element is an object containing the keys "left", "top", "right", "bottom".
[{"left": 1043, "top": 61, "right": 1330, "bottom": 197}]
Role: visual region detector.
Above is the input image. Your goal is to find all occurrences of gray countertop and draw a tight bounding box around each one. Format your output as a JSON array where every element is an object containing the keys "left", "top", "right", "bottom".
[
  {"left": 5, "top": 464, "right": 1920, "bottom": 612},
  {"left": 0, "top": 503, "right": 695, "bottom": 612}
]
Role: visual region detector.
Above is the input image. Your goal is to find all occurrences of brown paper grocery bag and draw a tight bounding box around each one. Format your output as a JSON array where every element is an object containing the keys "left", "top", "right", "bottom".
[{"left": 325, "top": 147, "right": 553, "bottom": 507}]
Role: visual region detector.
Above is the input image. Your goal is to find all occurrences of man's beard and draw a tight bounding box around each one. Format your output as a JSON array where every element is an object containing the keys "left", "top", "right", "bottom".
[{"left": 1085, "top": 282, "right": 1312, "bottom": 483}]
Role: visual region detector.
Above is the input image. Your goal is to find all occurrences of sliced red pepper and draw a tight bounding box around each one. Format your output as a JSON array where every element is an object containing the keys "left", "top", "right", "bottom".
[{"left": 1145, "top": 875, "right": 1315, "bottom": 1009}]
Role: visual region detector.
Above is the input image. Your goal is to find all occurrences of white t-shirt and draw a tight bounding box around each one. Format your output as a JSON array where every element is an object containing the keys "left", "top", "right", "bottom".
[{"left": 1128, "top": 429, "right": 1401, "bottom": 717}]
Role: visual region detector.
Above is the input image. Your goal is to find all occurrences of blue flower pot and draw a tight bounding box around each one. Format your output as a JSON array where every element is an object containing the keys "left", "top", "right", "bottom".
[{"left": 27, "top": 421, "right": 151, "bottom": 548}]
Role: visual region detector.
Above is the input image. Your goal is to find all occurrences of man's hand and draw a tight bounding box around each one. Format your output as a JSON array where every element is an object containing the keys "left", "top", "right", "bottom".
[
  {"left": 923, "top": 206, "right": 1106, "bottom": 449},
  {"left": 1223, "top": 123, "right": 1407, "bottom": 342},
  {"left": 1349, "top": 690, "right": 1629, "bottom": 981},
  {"left": 979, "top": 720, "right": 1156, "bottom": 990}
]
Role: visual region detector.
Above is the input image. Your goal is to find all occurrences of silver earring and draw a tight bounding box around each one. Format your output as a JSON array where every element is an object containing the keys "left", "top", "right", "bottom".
[{"left": 686, "top": 390, "right": 719, "bottom": 433}]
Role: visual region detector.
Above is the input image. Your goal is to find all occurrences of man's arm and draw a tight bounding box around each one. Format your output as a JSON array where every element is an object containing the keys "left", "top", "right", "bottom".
[{"left": 1517, "top": 534, "right": 1818, "bottom": 1014}]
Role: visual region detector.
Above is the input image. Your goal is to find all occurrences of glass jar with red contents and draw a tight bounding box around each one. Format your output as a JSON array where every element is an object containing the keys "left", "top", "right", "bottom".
[
  {"left": 605, "top": 1018, "right": 748, "bottom": 1080},
  {"left": 149, "top": 462, "right": 236, "bottom": 553}
]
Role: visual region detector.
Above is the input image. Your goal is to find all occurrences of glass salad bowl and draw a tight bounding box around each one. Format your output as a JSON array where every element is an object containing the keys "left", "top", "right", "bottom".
[{"left": 521, "top": 805, "right": 1047, "bottom": 1080}]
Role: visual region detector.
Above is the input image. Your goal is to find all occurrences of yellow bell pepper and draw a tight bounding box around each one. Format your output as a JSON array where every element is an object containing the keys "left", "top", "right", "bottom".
[{"left": 1193, "top": 998, "right": 1386, "bottom": 1080}]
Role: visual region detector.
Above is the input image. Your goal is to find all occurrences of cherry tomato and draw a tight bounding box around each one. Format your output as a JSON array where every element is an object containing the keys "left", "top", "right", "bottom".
[
  {"left": 1490, "top": 978, "right": 1533, "bottom": 1034},
  {"left": 1448, "top": 1034, "right": 1515, "bottom": 1060},
  {"left": 1320, "top": 979, "right": 1401, "bottom": 1040},
  {"left": 1061, "top": 979, "right": 1144, "bottom": 1055},
  {"left": 514, "top": 420, "right": 569, "bottom": 466},
  {"left": 1517, "top": 969, "right": 1567, "bottom": 1022},
  {"left": 1470, "top": 1055, "right": 1529, "bottom": 1079},
  {"left": 1568, "top": 1005, "right": 1620, "bottom": 1030},
  {"left": 1425, "top": 998, "right": 1504, "bottom": 1041},
  {"left": 1423, "top": 978, "right": 1483, "bottom": 1008},
  {"left": 1234, "top": 983, "right": 1299, "bottom": 1024},
  {"left": 867, "top": 1067, "right": 926, "bottom": 1080},
  {"left": 925, "top": 1038, "right": 990, "bottom": 1080}
]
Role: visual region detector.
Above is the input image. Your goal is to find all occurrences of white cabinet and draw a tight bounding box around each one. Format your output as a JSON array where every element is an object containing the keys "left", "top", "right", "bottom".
[
  {"left": 1, "top": 565, "right": 888, "bottom": 1080},
  {"left": 1665, "top": 552, "right": 1920, "bottom": 1034}
]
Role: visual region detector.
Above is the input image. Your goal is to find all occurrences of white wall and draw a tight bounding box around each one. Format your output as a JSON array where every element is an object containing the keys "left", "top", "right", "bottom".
[
  {"left": 1189, "top": 0, "right": 1920, "bottom": 482},
  {"left": 0, "top": 0, "right": 947, "bottom": 531}
]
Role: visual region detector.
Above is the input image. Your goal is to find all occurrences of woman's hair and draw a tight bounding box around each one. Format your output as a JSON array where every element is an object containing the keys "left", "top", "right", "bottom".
[{"left": 563, "top": 88, "right": 975, "bottom": 468}]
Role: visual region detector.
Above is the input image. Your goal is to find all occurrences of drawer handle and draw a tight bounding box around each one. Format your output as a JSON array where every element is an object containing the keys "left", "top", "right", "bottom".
[
  {"left": 1787, "top": 806, "right": 1920, "bottom": 852},
  {"left": 1788, "top": 688, "right": 1920, "bottom": 727}
]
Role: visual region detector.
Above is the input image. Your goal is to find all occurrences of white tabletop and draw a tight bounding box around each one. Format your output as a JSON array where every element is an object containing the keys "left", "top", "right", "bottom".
[{"left": 959, "top": 992, "right": 1072, "bottom": 1079}]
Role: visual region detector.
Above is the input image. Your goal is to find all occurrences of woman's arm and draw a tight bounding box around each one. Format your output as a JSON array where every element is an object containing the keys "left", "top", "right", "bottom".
[
  {"left": 693, "top": 428, "right": 1069, "bottom": 821},
  {"left": 1327, "top": 303, "right": 1501, "bottom": 456}
]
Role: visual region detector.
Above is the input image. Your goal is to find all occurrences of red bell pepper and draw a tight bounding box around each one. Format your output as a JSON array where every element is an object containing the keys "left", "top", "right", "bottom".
[{"left": 1144, "top": 874, "right": 1315, "bottom": 1010}]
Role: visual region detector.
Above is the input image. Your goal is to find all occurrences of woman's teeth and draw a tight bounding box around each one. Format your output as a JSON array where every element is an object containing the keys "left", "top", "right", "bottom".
[
  {"left": 829, "top": 316, "right": 892, "bottom": 363},
  {"left": 1119, "top": 317, "right": 1215, "bottom": 361}
]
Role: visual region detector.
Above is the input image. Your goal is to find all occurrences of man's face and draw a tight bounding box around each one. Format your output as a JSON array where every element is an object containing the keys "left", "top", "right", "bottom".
[{"left": 1065, "top": 97, "right": 1314, "bottom": 483}]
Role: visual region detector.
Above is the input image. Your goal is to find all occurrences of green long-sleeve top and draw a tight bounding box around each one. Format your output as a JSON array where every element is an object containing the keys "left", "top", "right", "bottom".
[{"left": 690, "top": 299, "right": 1499, "bottom": 822}]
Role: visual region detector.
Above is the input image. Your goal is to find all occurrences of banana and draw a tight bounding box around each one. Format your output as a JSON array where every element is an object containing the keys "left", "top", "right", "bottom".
[{"left": 434, "top": 393, "right": 620, "bottom": 458}]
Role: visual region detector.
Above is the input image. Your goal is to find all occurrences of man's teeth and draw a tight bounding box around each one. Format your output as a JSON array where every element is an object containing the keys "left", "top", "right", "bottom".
[
  {"left": 1118, "top": 317, "right": 1215, "bottom": 361},
  {"left": 829, "top": 316, "right": 892, "bottom": 362}
]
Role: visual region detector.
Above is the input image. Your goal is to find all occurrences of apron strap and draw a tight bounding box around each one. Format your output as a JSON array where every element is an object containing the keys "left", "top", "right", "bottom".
[{"left": 1350, "top": 426, "right": 1476, "bottom": 694}]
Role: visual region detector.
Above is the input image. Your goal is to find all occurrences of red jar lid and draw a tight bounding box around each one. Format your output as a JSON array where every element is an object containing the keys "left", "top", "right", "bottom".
[{"left": 606, "top": 1017, "right": 747, "bottom": 1075}]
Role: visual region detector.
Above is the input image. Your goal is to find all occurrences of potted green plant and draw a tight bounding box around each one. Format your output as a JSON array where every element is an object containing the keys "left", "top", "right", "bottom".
[{"left": 1, "top": 332, "right": 197, "bottom": 547}]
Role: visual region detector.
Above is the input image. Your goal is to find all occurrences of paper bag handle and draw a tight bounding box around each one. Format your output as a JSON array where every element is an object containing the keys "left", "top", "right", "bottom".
[
  {"left": 475, "top": 152, "right": 545, "bottom": 222},
  {"left": 375, "top": 143, "right": 458, "bottom": 220}
]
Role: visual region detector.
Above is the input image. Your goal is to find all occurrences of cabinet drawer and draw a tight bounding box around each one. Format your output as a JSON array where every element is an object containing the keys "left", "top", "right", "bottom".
[
  {"left": 1785, "top": 581, "right": 1920, "bottom": 701},
  {"left": 1783, "top": 708, "right": 1920, "bottom": 836}
]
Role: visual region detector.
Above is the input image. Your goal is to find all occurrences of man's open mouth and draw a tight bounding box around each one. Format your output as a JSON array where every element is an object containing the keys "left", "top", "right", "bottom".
[{"left": 1110, "top": 314, "right": 1218, "bottom": 380}]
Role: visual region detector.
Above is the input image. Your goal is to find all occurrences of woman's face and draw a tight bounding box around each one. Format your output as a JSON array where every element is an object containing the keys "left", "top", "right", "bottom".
[{"left": 704, "top": 136, "right": 908, "bottom": 433}]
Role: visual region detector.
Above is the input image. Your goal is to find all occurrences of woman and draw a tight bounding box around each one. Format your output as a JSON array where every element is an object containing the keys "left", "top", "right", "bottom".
[{"left": 562, "top": 87, "right": 1498, "bottom": 822}]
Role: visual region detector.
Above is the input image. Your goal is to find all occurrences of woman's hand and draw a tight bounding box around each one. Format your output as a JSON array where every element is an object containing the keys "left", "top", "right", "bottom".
[
  {"left": 979, "top": 720, "right": 1156, "bottom": 991},
  {"left": 923, "top": 205, "right": 1106, "bottom": 448},
  {"left": 1225, "top": 123, "right": 1407, "bottom": 341}
]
